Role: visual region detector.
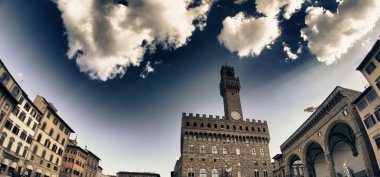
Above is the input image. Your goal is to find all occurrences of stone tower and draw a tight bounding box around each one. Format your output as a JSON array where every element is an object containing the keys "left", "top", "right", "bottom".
[
  {"left": 173, "top": 65, "right": 272, "bottom": 177},
  {"left": 220, "top": 65, "right": 243, "bottom": 121}
]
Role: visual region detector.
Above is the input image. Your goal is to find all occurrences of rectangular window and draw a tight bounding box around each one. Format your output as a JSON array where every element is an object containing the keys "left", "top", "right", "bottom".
[
  {"left": 18, "top": 112, "right": 26, "bottom": 122},
  {"left": 12, "top": 126, "right": 20, "bottom": 135},
  {"left": 0, "top": 111, "right": 5, "bottom": 122},
  {"left": 375, "top": 108, "right": 380, "bottom": 121},
  {"left": 374, "top": 136, "right": 380, "bottom": 149},
  {"left": 367, "top": 90, "right": 378, "bottom": 103},
  {"left": 32, "top": 122, "right": 37, "bottom": 131},
  {"left": 376, "top": 51, "right": 380, "bottom": 62},
  {"left": 4, "top": 102, "right": 10, "bottom": 110},
  {"left": 53, "top": 118, "right": 58, "bottom": 125},
  {"left": 366, "top": 62, "right": 376, "bottom": 75},
  {"left": 18, "top": 97, "right": 24, "bottom": 105},
  {"left": 12, "top": 107, "right": 20, "bottom": 116},
  {"left": 4, "top": 120, "right": 13, "bottom": 130},
  {"left": 357, "top": 100, "right": 368, "bottom": 111},
  {"left": 26, "top": 118, "right": 32, "bottom": 127},
  {"left": 364, "top": 115, "right": 377, "bottom": 129},
  {"left": 20, "top": 131, "right": 27, "bottom": 140},
  {"left": 24, "top": 103, "right": 30, "bottom": 112},
  {"left": 26, "top": 136, "right": 33, "bottom": 144}
]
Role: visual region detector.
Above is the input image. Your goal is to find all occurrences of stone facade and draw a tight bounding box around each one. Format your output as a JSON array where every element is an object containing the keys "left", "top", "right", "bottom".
[
  {"left": 60, "top": 139, "right": 87, "bottom": 177},
  {"left": 277, "top": 86, "right": 379, "bottom": 177},
  {"left": 355, "top": 39, "right": 380, "bottom": 172},
  {"left": 175, "top": 65, "right": 272, "bottom": 177}
]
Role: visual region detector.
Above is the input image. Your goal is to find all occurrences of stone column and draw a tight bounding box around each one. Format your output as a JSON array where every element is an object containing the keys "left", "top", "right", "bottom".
[{"left": 325, "top": 153, "right": 336, "bottom": 177}]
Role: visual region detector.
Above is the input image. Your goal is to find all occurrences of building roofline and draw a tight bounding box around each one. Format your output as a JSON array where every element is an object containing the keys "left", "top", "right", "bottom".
[
  {"left": 272, "top": 154, "right": 283, "bottom": 160},
  {"left": 67, "top": 144, "right": 87, "bottom": 154},
  {"left": 280, "top": 86, "right": 361, "bottom": 151},
  {"left": 352, "top": 86, "right": 372, "bottom": 105},
  {"left": 0, "top": 59, "right": 43, "bottom": 115},
  {"left": 86, "top": 149, "right": 101, "bottom": 161},
  {"left": 357, "top": 40, "right": 380, "bottom": 71},
  {"left": 37, "top": 95, "right": 75, "bottom": 133}
]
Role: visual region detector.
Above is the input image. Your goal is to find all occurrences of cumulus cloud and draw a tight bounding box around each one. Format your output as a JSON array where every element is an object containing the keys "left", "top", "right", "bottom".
[
  {"left": 256, "top": 0, "right": 305, "bottom": 19},
  {"left": 301, "top": 0, "right": 380, "bottom": 64},
  {"left": 140, "top": 61, "right": 154, "bottom": 79},
  {"left": 218, "top": 12, "right": 280, "bottom": 57},
  {"left": 218, "top": 0, "right": 304, "bottom": 58},
  {"left": 282, "top": 42, "right": 298, "bottom": 60},
  {"left": 56, "top": 0, "right": 214, "bottom": 81}
]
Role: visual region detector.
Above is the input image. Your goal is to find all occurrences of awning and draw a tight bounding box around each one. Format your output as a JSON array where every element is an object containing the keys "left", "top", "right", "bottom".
[
  {"left": 26, "top": 164, "right": 33, "bottom": 170},
  {"left": 1, "top": 159, "right": 10, "bottom": 166},
  {"left": 35, "top": 169, "right": 42, "bottom": 173},
  {"left": 10, "top": 162, "right": 17, "bottom": 168}
]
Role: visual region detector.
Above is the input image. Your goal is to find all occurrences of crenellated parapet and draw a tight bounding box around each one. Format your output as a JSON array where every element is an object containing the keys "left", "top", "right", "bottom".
[{"left": 182, "top": 112, "right": 267, "bottom": 125}]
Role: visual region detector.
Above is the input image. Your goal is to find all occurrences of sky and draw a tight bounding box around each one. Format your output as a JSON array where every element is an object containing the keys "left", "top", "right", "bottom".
[{"left": 0, "top": 0, "right": 379, "bottom": 176}]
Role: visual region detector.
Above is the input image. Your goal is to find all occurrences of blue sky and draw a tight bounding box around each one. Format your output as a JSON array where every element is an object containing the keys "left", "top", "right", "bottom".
[{"left": 0, "top": 0, "right": 379, "bottom": 176}]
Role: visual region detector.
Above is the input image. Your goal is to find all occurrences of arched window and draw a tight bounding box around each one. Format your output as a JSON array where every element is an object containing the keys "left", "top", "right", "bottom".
[
  {"left": 263, "top": 170, "right": 268, "bottom": 177},
  {"left": 200, "top": 146, "right": 206, "bottom": 153},
  {"left": 61, "top": 138, "right": 65, "bottom": 145},
  {"left": 212, "top": 169, "right": 218, "bottom": 177},
  {"left": 49, "top": 154, "right": 54, "bottom": 162},
  {"left": 260, "top": 149, "right": 265, "bottom": 156},
  {"left": 253, "top": 161, "right": 258, "bottom": 166},
  {"left": 41, "top": 150, "right": 46, "bottom": 159},
  {"left": 56, "top": 134, "right": 60, "bottom": 142},
  {"left": 254, "top": 170, "right": 259, "bottom": 177},
  {"left": 33, "top": 145, "right": 38, "bottom": 154},
  {"left": 262, "top": 160, "right": 267, "bottom": 166},
  {"left": 189, "top": 145, "right": 195, "bottom": 153},
  {"left": 0, "top": 72, "right": 10, "bottom": 85},
  {"left": 41, "top": 122, "right": 47, "bottom": 131},
  {"left": 52, "top": 144, "right": 57, "bottom": 152},
  {"left": 236, "top": 148, "right": 240, "bottom": 155},
  {"left": 188, "top": 168, "right": 195, "bottom": 177},
  {"left": 222, "top": 147, "right": 227, "bottom": 155},
  {"left": 251, "top": 148, "right": 257, "bottom": 155},
  {"left": 49, "top": 129, "right": 54, "bottom": 136},
  {"left": 200, "top": 169, "right": 207, "bottom": 177},
  {"left": 36, "top": 134, "right": 42, "bottom": 142},
  {"left": 11, "top": 86, "right": 20, "bottom": 97},
  {"left": 0, "top": 132, "right": 7, "bottom": 146},
  {"left": 211, "top": 146, "right": 217, "bottom": 154}
]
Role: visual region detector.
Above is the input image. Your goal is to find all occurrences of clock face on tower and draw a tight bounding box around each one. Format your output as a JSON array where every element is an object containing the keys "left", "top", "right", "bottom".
[{"left": 230, "top": 111, "right": 241, "bottom": 120}]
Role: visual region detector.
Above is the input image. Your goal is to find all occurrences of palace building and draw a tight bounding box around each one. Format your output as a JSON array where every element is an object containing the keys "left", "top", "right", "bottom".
[{"left": 173, "top": 65, "right": 272, "bottom": 177}]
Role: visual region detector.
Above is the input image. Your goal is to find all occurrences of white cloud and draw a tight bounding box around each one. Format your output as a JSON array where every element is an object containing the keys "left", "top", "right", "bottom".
[
  {"left": 282, "top": 42, "right": 298, "bottom": 60},
  {"left": 301, "top": 0, "right": 380, "bottom": 64},
  {"left": 218, "top": 0, "right": 304, "bottom": 58},
  {"left": 296, "top": 44, "right": 302, "bottom": 54},
  {"left": 218, "top": 12, "right": 280, "bottom": 57},
  {"left": 256, "top": 0, "right": 305, "bottom": 19},
  {"left": 56, "top": 0, "right": 214, "bottom": 81},
  {"left": 140, "top": 61, "right": 154, "bottom": 79}
]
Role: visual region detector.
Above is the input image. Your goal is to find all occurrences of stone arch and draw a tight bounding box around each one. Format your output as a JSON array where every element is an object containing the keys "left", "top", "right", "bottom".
[
  {"left": 326, "top": 121, "right": 367, "bottom": 176},
  {"left": 288, "top": 153, "right": 303, "bottom": 177},
  {"left": 304, "top": 141, "right": 326, "bottom": 177}
]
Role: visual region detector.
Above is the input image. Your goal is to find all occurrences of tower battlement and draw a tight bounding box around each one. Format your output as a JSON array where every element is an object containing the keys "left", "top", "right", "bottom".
[{"left": 182, "top": 112, "right": 267, "bottom": 124}]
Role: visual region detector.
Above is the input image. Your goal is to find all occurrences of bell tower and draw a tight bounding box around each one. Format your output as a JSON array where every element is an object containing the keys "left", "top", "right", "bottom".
[{"left": 219, "top": 65, "right": 243, "bottom": 121}]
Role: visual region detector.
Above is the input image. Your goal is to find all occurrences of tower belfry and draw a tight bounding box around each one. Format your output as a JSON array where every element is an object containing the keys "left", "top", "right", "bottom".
[{"left": 219, "top": 65, "right": 243, "bottom": 121}]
